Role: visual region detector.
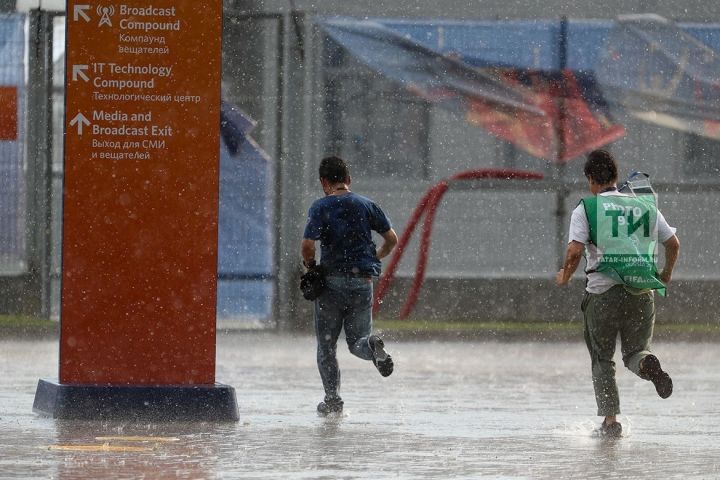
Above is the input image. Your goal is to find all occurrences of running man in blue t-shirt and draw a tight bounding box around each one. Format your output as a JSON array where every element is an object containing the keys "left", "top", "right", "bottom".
[{"left": 301, "top": 156, "right": 398, "bottom": 416}]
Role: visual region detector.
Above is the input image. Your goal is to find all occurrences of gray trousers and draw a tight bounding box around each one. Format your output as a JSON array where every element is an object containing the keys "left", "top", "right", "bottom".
[{"left": 582, "top": 285, "right": 656, "bottom": 416}]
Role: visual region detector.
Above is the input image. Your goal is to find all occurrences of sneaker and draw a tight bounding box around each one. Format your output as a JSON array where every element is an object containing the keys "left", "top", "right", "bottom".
[
  {"left": 369, "top": 335, "right": 393, "bottom": 377},
  {"left": 639, "top": 354, "right": 673, "bottom": 399},
  {"left": 317, "top": 397, "right": 343, "bottom": 416},
  {"left": 597, "top": 419, "right": 622, "bottom": 438}
]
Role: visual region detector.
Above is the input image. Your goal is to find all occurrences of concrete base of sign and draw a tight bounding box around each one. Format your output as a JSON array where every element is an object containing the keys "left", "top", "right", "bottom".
[{"left": 32, "top": 379, "right": 239, "bottom": 421}]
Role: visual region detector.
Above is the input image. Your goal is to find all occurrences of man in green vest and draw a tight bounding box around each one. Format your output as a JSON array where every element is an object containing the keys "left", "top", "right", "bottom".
[{"left": 556, "top": 149, "right": 680, "bottom": 438}]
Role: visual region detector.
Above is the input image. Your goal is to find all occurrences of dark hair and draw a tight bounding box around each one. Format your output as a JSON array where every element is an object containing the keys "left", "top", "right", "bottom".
[
  {"left": 584, "top": 149, "right": 618, "bottom": 185},
  {"left": 319, "top": 156, "right": 350, "bottom": 183}
]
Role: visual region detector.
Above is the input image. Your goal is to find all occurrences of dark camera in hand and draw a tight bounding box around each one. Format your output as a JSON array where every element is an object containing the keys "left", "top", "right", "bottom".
[{"left": 300, "top": 264, "right": 327, "bottom": 301}]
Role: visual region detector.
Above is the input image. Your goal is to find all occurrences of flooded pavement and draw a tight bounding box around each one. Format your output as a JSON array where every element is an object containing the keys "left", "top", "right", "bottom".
[{"left": 1, "top": 333, "right": 719, "bottom": 479}]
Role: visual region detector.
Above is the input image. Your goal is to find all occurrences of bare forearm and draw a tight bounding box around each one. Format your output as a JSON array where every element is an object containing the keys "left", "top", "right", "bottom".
[
  {"left": 660, "top": 235, "right": 680, "bottom": 283},
  {"left": 376, "top": 242, "right": 394, "bottom": 260},
  {"left": 559, "top": 253, "right": 582, "bottom": 283},
  {"left": 301, "top": 239, "right": 316, "bottom": 267},
  {"left": 376, "top": 228, "right": 398, "bottom": 260},
  {"left": 556, "top": 241, "right": 584, "bottom": 285}
]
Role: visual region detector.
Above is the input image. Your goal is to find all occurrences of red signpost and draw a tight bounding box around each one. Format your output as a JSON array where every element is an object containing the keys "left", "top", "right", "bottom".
[
  {"left": 33, "top": 0, "right": 237, "bottom": 421},
  {"left": 0, "top": 86, "right": 17, "bottom": 140}
]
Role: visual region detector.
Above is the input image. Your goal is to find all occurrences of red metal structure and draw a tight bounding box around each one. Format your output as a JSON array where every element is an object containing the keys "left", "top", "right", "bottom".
[{"left": 373, "top": 168, "right": 544, "bottom": 319}]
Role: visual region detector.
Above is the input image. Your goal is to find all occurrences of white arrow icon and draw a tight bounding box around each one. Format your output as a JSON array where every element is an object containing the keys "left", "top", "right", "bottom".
[
  {"left": 73, "top": 5, "right": 91, "bottom": 22},
  {"left": 70, "top": 113, "right": 91, "bottom": 135},
  {"left": 72, "top": 65, "right": 89, "bottom": 82}
]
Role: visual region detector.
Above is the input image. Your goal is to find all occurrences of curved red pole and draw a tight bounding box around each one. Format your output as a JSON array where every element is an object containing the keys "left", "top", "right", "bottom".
[
  {"left": 398, "top": 181, "right": 448, "bottom": 319},
  {"left": 374, "top": 168, "right": 544, "bottom": 319},
  {"left": 372, "top": 185, "right": 436, "bottom": 314}
]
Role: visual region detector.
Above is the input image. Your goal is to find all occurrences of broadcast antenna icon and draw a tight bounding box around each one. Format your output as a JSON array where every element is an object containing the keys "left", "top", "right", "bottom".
[{"left": 97, "top": 5, "right": 115, "bottom": 27}]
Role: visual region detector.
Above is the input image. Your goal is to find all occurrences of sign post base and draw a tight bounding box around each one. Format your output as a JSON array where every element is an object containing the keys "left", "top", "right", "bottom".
[{"left": 32, "top": 379, "right": 239, "bottom": 421}]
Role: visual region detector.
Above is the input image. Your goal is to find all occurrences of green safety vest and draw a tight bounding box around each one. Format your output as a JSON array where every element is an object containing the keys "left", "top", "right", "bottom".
[{"left": 581, "top": 195, "right": 666, "bottom": 296}]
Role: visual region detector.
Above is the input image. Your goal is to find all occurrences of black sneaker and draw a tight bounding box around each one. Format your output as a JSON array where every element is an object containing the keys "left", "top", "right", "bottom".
[
  {"left": 317, "top": 397, "right": 343, "bottom": 416},
  {"left": 369, "top": 335, "right": 393, "bottom": 377},
  {"left": 597, "top": 419, "right": 622, "bottom": 438},
  {"left": 640, "top": 354, "right": 673, "bottom": 399}
]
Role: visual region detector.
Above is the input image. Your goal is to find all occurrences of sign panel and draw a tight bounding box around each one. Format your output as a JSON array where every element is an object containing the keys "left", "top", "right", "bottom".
[
  {"left": 0, "top": 86, "right": 17, "bottom": 140},
  {"left": 61, "top": 0, "right": 222, "bottom": 384}
]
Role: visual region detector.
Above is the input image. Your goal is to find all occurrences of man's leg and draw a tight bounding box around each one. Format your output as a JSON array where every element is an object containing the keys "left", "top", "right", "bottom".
[
  {"left": 315, "top": 282, "right": 345, "bottom": 400},
  {"left": 344, "top": 277, "right": 394, "bottom": 376},
  {"left": 344, "top": 278, "right": 373, "bottom": 361},
  {"left": 619, "top": 290, "right": 673, "bottom": 398},
  {"left": 619, "top": 290, "right": 655, "bottom": 375},
  {"left": 583, "top": 287, "right": 623, "bottom": 418}
]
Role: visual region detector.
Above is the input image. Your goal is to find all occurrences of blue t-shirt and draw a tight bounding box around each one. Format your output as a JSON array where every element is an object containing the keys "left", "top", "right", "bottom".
[{"left": 303, "top": 192, "right": 392, "bottom": 277}]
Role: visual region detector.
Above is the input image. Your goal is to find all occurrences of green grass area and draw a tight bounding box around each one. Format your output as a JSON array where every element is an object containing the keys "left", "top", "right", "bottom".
[
  {"left": 655, "top": 322, "right": 720, "bottom": 335},
  {"left": 0, "top": 315, "right": 717, "bottom": 340},
  {"left": 0, "top": 315, "right": 58, "bottom": 336}
]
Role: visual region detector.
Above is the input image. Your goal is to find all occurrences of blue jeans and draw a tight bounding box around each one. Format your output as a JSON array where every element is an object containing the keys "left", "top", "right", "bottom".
[{"left": 314, "top": 275, "right": 374, "bottom": 399}]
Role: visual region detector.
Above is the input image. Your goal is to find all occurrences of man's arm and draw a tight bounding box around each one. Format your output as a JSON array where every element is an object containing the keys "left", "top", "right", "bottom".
[
  {"left": 659, "top": 235, "right": 680, "bottom": 284},
  {"left": 555, "top": 240, "right": 585, "bottom": 286},
  {"left": 301, "top": 238, "right": 316, "bottom": 268},
  {"left": 376, "top": 228, "right": 398, "bottom": 260}
]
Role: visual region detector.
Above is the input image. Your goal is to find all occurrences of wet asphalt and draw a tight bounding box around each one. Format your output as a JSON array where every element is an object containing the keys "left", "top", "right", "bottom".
[{"left": 1, "top": 332, "right": 718, "bottom": 479}]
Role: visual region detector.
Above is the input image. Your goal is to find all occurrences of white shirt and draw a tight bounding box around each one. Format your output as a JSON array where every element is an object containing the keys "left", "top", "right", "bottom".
[{"left": 568, "top": 191, "right": 677, "bottom": 294}]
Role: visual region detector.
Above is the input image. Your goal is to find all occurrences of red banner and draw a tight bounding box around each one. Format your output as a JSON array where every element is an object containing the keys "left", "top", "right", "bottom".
[{"left": 0, "top": 86, "right": 17, "bottom": 140}]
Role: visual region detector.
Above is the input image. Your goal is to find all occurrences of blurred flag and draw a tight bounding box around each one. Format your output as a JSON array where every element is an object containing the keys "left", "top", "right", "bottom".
[
  {"left": 220, "top": 101, "right": 257, "bottom": 155},
  {"left": 217, "top": 102, "right": 275, "bottom": 322},
  {"left": 320, "top": 21, "right": 544, "bottom": 114},
  {"left": 320, "top": 18, "right": 625, "bottom": 163},
  {"left": 597, "top": 14, "right": 720, "bottom": 140},
  {"left": 467, "top": 69, "right": 625, "bottom": 162}
]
